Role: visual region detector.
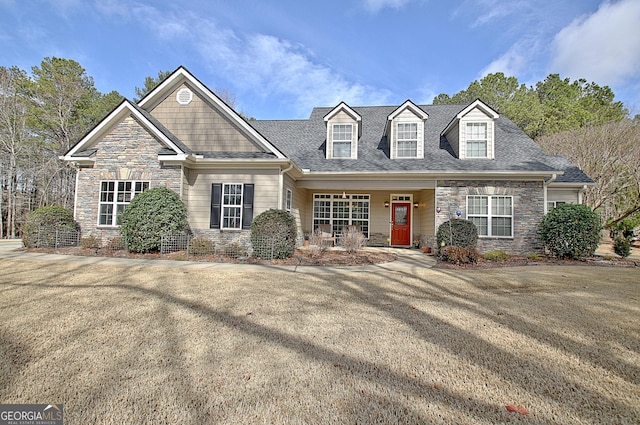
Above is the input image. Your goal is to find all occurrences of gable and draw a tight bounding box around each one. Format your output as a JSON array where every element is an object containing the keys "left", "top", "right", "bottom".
[
  {"left": 149, "top": 83, "right": 263, "bottom": 154},
  {"left": 442, "top": 101, "right": 497, "bottom": 160},
  {"left": 387, "top": 102, "right": 427, "bottom": 160}
]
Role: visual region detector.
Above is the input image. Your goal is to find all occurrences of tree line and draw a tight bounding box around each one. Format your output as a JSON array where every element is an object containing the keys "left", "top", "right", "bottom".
[{"left": 1, "top": 59, "right": 637, "bottom": 238}]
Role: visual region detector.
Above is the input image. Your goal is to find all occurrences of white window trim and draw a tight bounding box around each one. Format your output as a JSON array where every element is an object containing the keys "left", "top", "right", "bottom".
[
  {"left": 331, "top": 123, "right": 353, "bottom": 158},
  {"left": 98, "top": 180, "right": 149, "bottom": 227},
  {"left": 466, "top": 195, "right": 514, "bottom": 238},
  {"left": 396, "top": 122, "right": 418, "bottom": 158},
  {"left": 461, "top": 119, "right": 494, "bottom": 159},
  {"left": 285, "top": 188, "right": 293, "bottom": 212},
  {"left": 465, "top": 122, "right": 488, "bottom": 158},
  {"left": 222, "top": 183, "right": 244, "bottom": 230},
  {"left": 312, "top": 193, "right": 370, "bottom": 238}
]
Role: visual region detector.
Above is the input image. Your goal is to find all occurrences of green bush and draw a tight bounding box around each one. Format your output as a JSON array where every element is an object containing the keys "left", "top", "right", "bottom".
[
  {"left": 441, "top": 246, "right": 479, "bottom": 265},
  {"left": 436, "top": 219, "right": 478, "bottom": 251},
  {"left": 539, "top": 204, "right": 601, "bottom": 259},
  {"left": 22, "top": 206, "right": 78, "bottom": 248},
  {"left": 483, "top": 250, "right": 510, "bottom": 262},
  {"left": 250, "top": 209, "right": 297, "bottom": 259},
  {"left": 119, "top": 187, "right": 189, "bottom": 253},
  {"left": 613, "top": 236, "right": 631, "bottom": 258}
]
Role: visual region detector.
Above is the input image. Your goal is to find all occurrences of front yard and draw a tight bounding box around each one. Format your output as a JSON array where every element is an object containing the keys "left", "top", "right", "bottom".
[{"left": 1, "top": 257, "right": 638, "bottom": 424}]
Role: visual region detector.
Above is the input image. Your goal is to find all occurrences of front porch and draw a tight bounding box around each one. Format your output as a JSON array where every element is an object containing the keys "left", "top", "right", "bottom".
[{"left": 296, "top": 188, "right": 437, "bottom": 248}]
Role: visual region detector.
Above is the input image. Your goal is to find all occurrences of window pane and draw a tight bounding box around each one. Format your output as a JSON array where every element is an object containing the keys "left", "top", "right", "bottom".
[
  {"left": 333, "top": 141, "right": 351, "bottom": 158},
  {"left": 397, "top": 140, "right": 417, "bottom": 157},
  {"left": 468, "top": 196, "right": 488, "bottom": 215},
  {"left": 492, "top": 197, "right": 512, "bottom": 216},
  {"left": 99, "top": 204, "right": 113, "bottom": 226},
  {"left": 397, "top": 123, "right": 417, "bottom": 139},
  {"left": 222, "top": 206, "right": 241, "bottom": 229},
  {"left": 470, "top": 217, "right": 488, "bottom": 236},
  {"left": 492, "top": 217, "right": 512, "bottom": 237},
  {"left": 333, "top": 124, "right": 352, "bottom": 141},
  {"left": 466, "top": 140, "right": 487, "bottom": 157}
]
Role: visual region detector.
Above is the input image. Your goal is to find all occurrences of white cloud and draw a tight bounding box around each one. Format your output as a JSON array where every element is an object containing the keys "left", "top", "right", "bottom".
[
  {"left": 480, "top": 42, "right": 530, "bottom": 78},
  {"left": 95, "top": 2, "right": 390, "bottom": 116},
  {"left": 362, "top": 0, "right": 413, "bottom": 13},
  {"left": 551, "top": 0, "right": 640, "bottom": 86}
]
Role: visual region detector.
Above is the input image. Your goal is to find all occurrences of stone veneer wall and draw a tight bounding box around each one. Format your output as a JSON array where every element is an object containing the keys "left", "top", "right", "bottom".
[
  {"left": 435, "top": 180, "right": 545, "bottom": 254},
  {"left": 74, "top": 116, "right": 182, "bottom": 241}
]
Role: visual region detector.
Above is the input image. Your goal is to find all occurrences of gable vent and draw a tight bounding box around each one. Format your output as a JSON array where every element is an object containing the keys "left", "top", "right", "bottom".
[{"left": 176, "top": 88, "right": 193, "bottom": 105}]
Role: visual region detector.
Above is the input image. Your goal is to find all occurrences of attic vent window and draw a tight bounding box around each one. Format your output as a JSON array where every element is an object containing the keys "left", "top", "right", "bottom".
[{"left": 176, "top": 88, "right": 193, "bottom": 105}]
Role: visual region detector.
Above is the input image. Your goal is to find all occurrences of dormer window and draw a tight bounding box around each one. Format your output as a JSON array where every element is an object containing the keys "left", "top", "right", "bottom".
[
  {"left": 441, "top": 100, "right": 498, "bottom": 160},
  {"left": 396, "top": 123, "right": 418, "bottom": 158},
  {"left": 465, "top": 122, "right": 488, "bottom": 158},
  {"left": 332, "top": 124, "right": 353, "bottom": 158},
  {"left": 324, "top": 102, "right": 361, "bottom": 159},
  {"left": 386, "top": 100, "right": 428, "bottom": 160}
]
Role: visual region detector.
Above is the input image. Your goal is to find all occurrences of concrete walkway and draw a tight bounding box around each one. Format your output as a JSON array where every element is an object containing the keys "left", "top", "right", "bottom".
[{"left": 0, "top": 240, "right": 436, "bottom": 274}]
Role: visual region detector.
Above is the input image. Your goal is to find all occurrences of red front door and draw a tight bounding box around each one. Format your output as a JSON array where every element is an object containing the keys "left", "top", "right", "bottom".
[{"left": 391, "top": 203, "right": 411, "bottom": 246}]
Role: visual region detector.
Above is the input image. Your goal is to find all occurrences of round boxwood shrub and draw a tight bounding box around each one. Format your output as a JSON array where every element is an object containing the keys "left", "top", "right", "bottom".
[
  {"left": 119, "top": 187, "right": 189, "bottom": 253},
  {"left": 22, "top": 206, "right": 78, "bottom": 248},
  {"left": 250, "top": 209, "right": 297, "bottom": 259},
  {"left": 436, "top": 219, "right": 478, "bottom": 249},
  {"left": 539, "top": 204, "right": 601, "bottom": 259}
]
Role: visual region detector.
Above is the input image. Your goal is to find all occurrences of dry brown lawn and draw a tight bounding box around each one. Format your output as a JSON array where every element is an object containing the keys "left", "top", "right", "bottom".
[{"left": 1, "top": 257, "right": 639, "bottom": 424}]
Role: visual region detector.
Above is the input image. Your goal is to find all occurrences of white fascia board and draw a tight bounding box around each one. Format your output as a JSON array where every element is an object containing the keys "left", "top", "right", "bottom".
[
  {"left": 323, "top": 102, "right": 362, "bottom": 122},
  {"left": 138, "top": 67, "right": 286, "bottom": 159},
  {"left": 547, "top": 181, "right": 595, "bottom": 187},
  {"left": 387, "top": 100, "right": 429, "bottom": 121},
  {"left": 442, "top": 99, "right": 500, "bottom": 135},
  {"left": 64, "top": 101, "right": 184, "bottom": 160}
]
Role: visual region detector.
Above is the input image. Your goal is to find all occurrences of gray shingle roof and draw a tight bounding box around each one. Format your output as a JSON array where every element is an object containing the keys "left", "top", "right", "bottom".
[{"left": 251, "top": 104, "right": 592, "bottom": 183}]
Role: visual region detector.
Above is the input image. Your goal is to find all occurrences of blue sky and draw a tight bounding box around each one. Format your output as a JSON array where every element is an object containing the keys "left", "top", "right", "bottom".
[{"left": 1, "top": 0, "right": 639, "bottom": 119}]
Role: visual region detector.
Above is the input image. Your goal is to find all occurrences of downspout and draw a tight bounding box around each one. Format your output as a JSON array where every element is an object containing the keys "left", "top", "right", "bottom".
[
  {"left": 278, "top": 162, "right": 295, "bottom": 209},
  {"left": 578, "top": 184, "right": 587, "bottom": 204},
  {"left": 73, "top": 163, "right": 79, "bottom": 220},
  {"left": 543, "top": 173, "right": 557, "bottom": 214}
]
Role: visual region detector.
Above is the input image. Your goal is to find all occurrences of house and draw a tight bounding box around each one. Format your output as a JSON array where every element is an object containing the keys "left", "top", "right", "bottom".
[{"left": 63, "top": 66, "right": 592, "bottom": 254}]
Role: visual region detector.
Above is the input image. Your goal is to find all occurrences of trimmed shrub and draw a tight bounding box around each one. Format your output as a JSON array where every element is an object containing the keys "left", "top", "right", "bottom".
[
  {"left": 436, "top": 219, "right": 478, "bottom": 250},
  {"left": 441, "top": 246, "right": 479, "bottom": 265},
  {"left": 539, "top": 204, "right": 601, "bottom": 259},
  {"left": 22, "top": 206, "right": 78, "bottom": 248},
  {"left": 613, "top": 236, "right": 631, "bottom": 258},
  {"left": 119, "top": 187, "right": 189, "bottom": 253},
  {"left": 484, "top": 250, "right": 510, "bottom": 262},
  {"left": 250, "top": 209, "right": 297, "bottom": 259}
]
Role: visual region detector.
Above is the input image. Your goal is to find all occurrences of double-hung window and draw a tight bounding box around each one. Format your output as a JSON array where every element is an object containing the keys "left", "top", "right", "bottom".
[
  {"left": 466, "top": 122, "right": 488, "bottom": 158},
  {"left": 332, "top": 124, "right": 352, "bottom": 158},
  {"left": 222, "top": 184, "right": 243, "bottom": 229},
  {"left": 396, "top": 123, "right": 418, "bottom": 158},
  {"left": 210, "top": 183, "right": 254, "bottom": 230},
  {"left": 467, "top": 195, "right": 513, "bottom": 237},
  {"left": 98, "top": 181, "right": 149, "bottom": 226}
]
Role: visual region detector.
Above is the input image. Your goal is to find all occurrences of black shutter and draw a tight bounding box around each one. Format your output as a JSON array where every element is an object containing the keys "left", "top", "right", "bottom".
[
  {"left": 242, "top": 184, "right": 254, "bottom": 230},
  {"left": 210, "top": 183, "right": 222, "bottom": 229}
]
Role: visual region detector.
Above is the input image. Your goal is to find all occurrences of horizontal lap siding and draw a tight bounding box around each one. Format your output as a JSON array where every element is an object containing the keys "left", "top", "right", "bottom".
[
  {"left": 186, "top": 168, "right": 280, "bottom": 230},
  {"left": 150, "top": 84, "right": 263, "bottom": 153}
]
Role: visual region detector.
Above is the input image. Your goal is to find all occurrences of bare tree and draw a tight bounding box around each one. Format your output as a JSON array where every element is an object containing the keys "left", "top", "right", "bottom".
[
  {"left": 0, "top": 66, "right": 31, "bottom": 238},
  {"left": 537, "top": 120, "right": 640, "bottom": 227}
]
